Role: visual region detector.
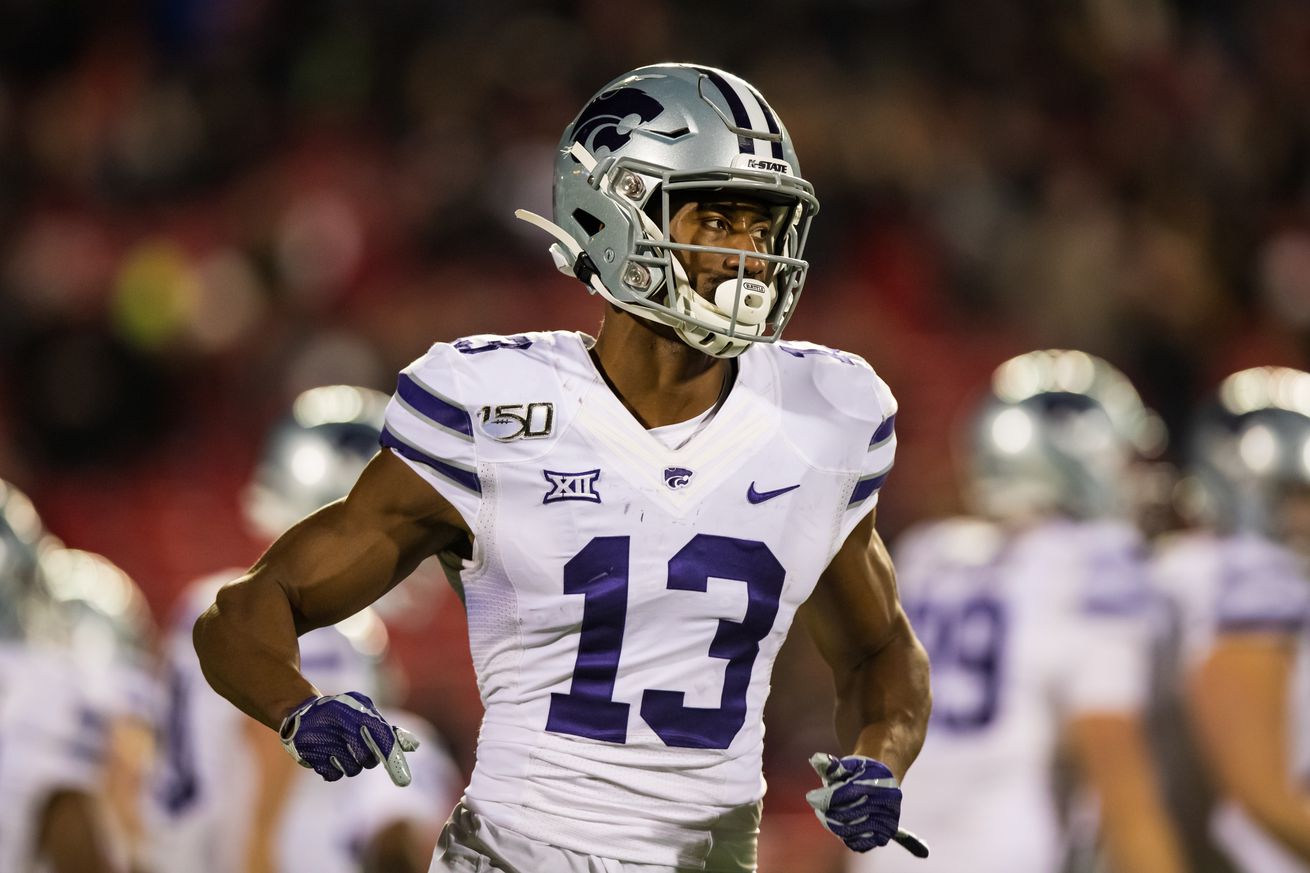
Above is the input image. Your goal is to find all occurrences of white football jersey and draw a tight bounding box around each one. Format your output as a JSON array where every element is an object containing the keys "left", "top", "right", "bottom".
[
  {"left": 0, "top": 641, "right": 110, "bottom": 873},
  {"left": 382, "top": 330, "right": 896, "bottom": 869},
  {"left": 1152, "top": 531, "right": 1310, "bottom": 873},
  {"left": 859, "top": 516, "right": 1153, "bottom": 873},
  {"left": 147, "top": 575, "right": 378, "bottom": 873}
]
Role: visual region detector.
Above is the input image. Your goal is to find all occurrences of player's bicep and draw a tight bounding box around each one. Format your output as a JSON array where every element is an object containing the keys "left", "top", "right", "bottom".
[
  {"left": 799, "top": 509, "right": 908, "bottom": 675},
  {"left": 250, "top": 449, "right": 467, "bottom": 633}
]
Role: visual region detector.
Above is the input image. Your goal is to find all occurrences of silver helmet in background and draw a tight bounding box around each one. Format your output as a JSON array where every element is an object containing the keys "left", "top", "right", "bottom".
[
  {"left": 1186, "top": 367, "right": 1310, "bottom": 545},
  {"left": 517, "top": 62, "right": 820, "bottom": 358},
  {"left": 242, "top": 385, "right": 388, "bottom": 541},
  {"left": 966, "top": 350, "right": 1166, "bottom": 521},
  {"left": 0, "top": 480, "right": 51, "bottom": 641}
]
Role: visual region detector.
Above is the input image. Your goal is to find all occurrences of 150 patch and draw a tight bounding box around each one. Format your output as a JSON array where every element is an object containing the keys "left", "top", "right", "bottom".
[{"left": 478, "top": 402, "right": 554, "bottom": 441}]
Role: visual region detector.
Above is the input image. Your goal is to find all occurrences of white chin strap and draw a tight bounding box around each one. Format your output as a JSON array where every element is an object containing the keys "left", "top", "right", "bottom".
[{"left": 514, "top": 142, "right": 776, "bottom": 358}]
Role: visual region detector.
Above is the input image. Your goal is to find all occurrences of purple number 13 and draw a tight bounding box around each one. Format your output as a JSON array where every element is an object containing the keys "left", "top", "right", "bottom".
[{"left": 545, "top": 534, "right": 785, "bottom": 750}]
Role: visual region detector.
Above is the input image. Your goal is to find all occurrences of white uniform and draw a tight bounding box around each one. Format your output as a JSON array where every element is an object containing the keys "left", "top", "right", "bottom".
[
  {"left": 0, "top": 641, "right": 111, "bottom": 873},
  {"left": 148, "top": 576, "right": 378, "bottom": 873},
  {"left": 859, "top": 516, "right": 1153, "bottom": 873},
  {"left": 381, "top": 330, "right": 896, "bottom": 871},
  {"left": 1152, "top": 531, "right": 1310, "bottom": 873}
]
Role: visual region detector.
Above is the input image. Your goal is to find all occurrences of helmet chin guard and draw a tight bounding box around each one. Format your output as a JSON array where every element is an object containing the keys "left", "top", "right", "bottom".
[{"left": 516, "top": 63, "right": 818, "bottom": 358}]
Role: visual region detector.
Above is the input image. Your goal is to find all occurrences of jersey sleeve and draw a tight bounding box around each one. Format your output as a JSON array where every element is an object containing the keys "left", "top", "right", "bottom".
[
  {"left": 837, "top": 363, "right": 898, "bottom": 543},
  {"left": 380, "top": 343, "right": 482, "bottom": 527},
  {"left": 1214, "top": 535, "right": 1310, "bottom": 634}
]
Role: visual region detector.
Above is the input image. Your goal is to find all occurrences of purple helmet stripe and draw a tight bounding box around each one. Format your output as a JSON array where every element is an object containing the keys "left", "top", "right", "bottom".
[
  {"left": 695, "top": 67, "right": 755, "bottom": 155},
  {"left": 746, "top": 86, "right": 786, "bottom": 161}
]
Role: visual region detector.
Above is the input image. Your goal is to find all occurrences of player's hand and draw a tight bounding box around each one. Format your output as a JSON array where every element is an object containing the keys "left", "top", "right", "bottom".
[
  {"left": 805, "top": 753, "right": 902, "bottom": 852},
  {"left": 278, "top": 692, "right": 420, "bottom": 786}
]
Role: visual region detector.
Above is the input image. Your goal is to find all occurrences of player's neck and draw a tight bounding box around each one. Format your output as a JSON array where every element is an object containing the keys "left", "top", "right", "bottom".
[{"left": 591, "top": 313, "right": 735, "bottom": 430}]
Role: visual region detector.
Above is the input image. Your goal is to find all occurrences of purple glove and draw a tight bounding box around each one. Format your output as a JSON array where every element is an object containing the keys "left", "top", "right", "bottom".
[
  {"left": 278, "top": 692, "right": 419, "bottom": 786},
  {"left": 805, "top": 753, "right": 903, "bottom": 852}
]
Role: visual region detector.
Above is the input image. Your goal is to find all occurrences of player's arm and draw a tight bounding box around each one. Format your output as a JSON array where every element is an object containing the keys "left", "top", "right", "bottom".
[
  {"left": 799, "top": 508, "right": 931, "bottom": 777},
  {"left": 193, "top": 450, "right": 465, "bottom": 724},
  {"left": 38, "top": 790, "right": 122, "bottom": 873},
  {"left": 1187, "top": 633, "right": 1310, "bottom": 859},
  {"left": 798, "top": 509, "right": 932, "bottom": 854},
  {"left": 1067, "top": 713, "right": 1186, "bottom": 873}
]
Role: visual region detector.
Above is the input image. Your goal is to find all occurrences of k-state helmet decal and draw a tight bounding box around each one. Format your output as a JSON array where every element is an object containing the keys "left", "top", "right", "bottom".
[{"left": 572, "top": 87, "right": 665, "bottom": 156}]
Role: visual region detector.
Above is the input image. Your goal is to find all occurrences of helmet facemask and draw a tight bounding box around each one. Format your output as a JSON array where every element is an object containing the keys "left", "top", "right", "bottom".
[{"left": 617, "top": 159, "right": 816, "bottom": 356}]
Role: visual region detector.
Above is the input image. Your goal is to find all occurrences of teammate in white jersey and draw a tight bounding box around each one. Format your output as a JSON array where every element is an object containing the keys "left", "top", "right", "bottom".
[
  {"left": 38, "top": 546, "right": 160, "bottom": 872},
  {"left": 194, "top": 63, "right": 932, "bottom": 873},
  {"left": 1153, "top": 366, "right": 1310, "bottom": 872},
  {"left": 154, "top": 385, "right": 458, "bottom": 873},
  {"left": 859, "top": 350, "right": 1185, "bottom": 873},
  {"left": 0, "top": 481, "right": 123, "bottom": 873}
]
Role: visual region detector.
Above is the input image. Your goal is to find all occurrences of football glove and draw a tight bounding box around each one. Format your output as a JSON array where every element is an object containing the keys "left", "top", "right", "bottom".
[
  {"left": 279, "top": 692, "right": 419, "bottom": 786},
  {"left": 805, "top": 753, "right": 907, "bottom": 853}
]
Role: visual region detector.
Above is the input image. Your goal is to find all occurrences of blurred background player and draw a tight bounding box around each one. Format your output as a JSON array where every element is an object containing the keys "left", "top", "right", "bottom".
[
  {"left": 0, "top": 481, "right": 125, "bottom": 873},
  {"left": 148, "top": 384, "right": 458, "bottom": 873},
  {"left": 859, "top": 350, "right": 1184, "bottom": 873},
  {"left": 1153, "top": 367, "right": 1310, "bottom": 873},
  {"left": 39, "top": 545, "right": 161, "bottom": 872}
]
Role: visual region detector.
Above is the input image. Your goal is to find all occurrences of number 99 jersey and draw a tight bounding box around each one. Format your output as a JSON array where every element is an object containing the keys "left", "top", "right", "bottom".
[
  {"left": 381, "top": 330, "right": 896, "bottom": 870},
  {"left": 864, "top": 516, "right": 1154, "bottom": 873}
]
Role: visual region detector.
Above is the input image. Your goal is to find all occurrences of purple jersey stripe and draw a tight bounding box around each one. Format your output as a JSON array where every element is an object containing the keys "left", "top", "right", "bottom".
[
  {"left": 848, "top": 470, "right": 890, "bottom": 507},
  {"left": 1217, "top": 615, "right": 1306, "bottom": 634},
  {"left": 870, "top": 413, "right": 897, "bottom": 448},
  {"left": 396, "top": 373, "right": 473, "bottom": 438},
  {"left": 380, "top": 427, "right": 481, "bottom": 494}
]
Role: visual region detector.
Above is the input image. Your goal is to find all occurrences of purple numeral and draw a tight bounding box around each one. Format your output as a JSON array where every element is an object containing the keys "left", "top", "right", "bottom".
[
  {"left": 453, "top": 335, "right": 533, "bottom": 354},
  {"left": 545, "top": 536, "right": 632, "bottom": 742},
  {"left": 547, "top": 535, "right": 784, "bottom": 750},
  {"left": 908, "top": 596, "right": 1006, "bottom": 731},
  {"left": 642, "top": 535, "right": 785, "bottom": 749}
]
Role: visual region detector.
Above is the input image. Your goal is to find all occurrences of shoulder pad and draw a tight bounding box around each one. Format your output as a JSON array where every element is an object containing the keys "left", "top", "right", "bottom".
[{"left": 766, "top": 341, "right": 897, "bottom": 474}]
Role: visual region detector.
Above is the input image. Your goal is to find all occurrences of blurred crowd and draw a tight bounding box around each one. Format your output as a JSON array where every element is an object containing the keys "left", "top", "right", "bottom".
[{"left": 3, "top": 0, "right": 1310, "bottom": 871}]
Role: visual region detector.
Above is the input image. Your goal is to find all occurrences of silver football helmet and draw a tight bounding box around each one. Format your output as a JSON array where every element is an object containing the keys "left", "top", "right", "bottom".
[
  {"left": 242, "top": 385, "right": 387, "bottom": 541},
  {"left": 0, "top": 480, "right": 49, "bottom": 640},
  {"left": 1186, "top": 367, "right": 1310, "bottom": 541},
  {"left": 516, "top": 62, "right": 819, "bottom": 358},
  {"left": 966, "top": 350, "right": 1165, "bottom": 521},
  {"left": 40, "top": 546, "right": 155, "bottom": 667}
]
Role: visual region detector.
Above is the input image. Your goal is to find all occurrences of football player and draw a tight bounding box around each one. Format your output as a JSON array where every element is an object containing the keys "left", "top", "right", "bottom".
[
  {"left": 151, "top": 385, "right": 458, "bottom": 873},
  {"left": 0, "top": 481, "right": 124, "bottom": 873},
  {"left": 193, "top": 63, "right": 932, "bottom": 873},
  {"left": 39, "top": 546, "right": 160, "bottom": 872},
  {"left": 1153, "top": 367, "right": 1310, "bottom": 872},
  {"left": 859, "top": 351, "right": 1185, "bottom": 873}
]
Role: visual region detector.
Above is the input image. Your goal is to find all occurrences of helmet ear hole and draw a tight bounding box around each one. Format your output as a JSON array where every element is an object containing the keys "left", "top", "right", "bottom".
[{"left": 572, "top": 209, "right": 605, "bottom": 239}]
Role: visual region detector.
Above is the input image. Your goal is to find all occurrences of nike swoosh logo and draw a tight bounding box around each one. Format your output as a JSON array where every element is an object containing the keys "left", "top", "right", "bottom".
[{"left": 747, "top": 482, "right": 800, "bottom": 504}]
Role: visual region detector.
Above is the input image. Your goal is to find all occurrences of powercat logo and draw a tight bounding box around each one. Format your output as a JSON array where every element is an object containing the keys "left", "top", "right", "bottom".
[
  {"left": 732, "top": 154, "right": 793, "bottom": 176},
  {"left": 572, "top": 88, "right": 665, "bottom": 155}
]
